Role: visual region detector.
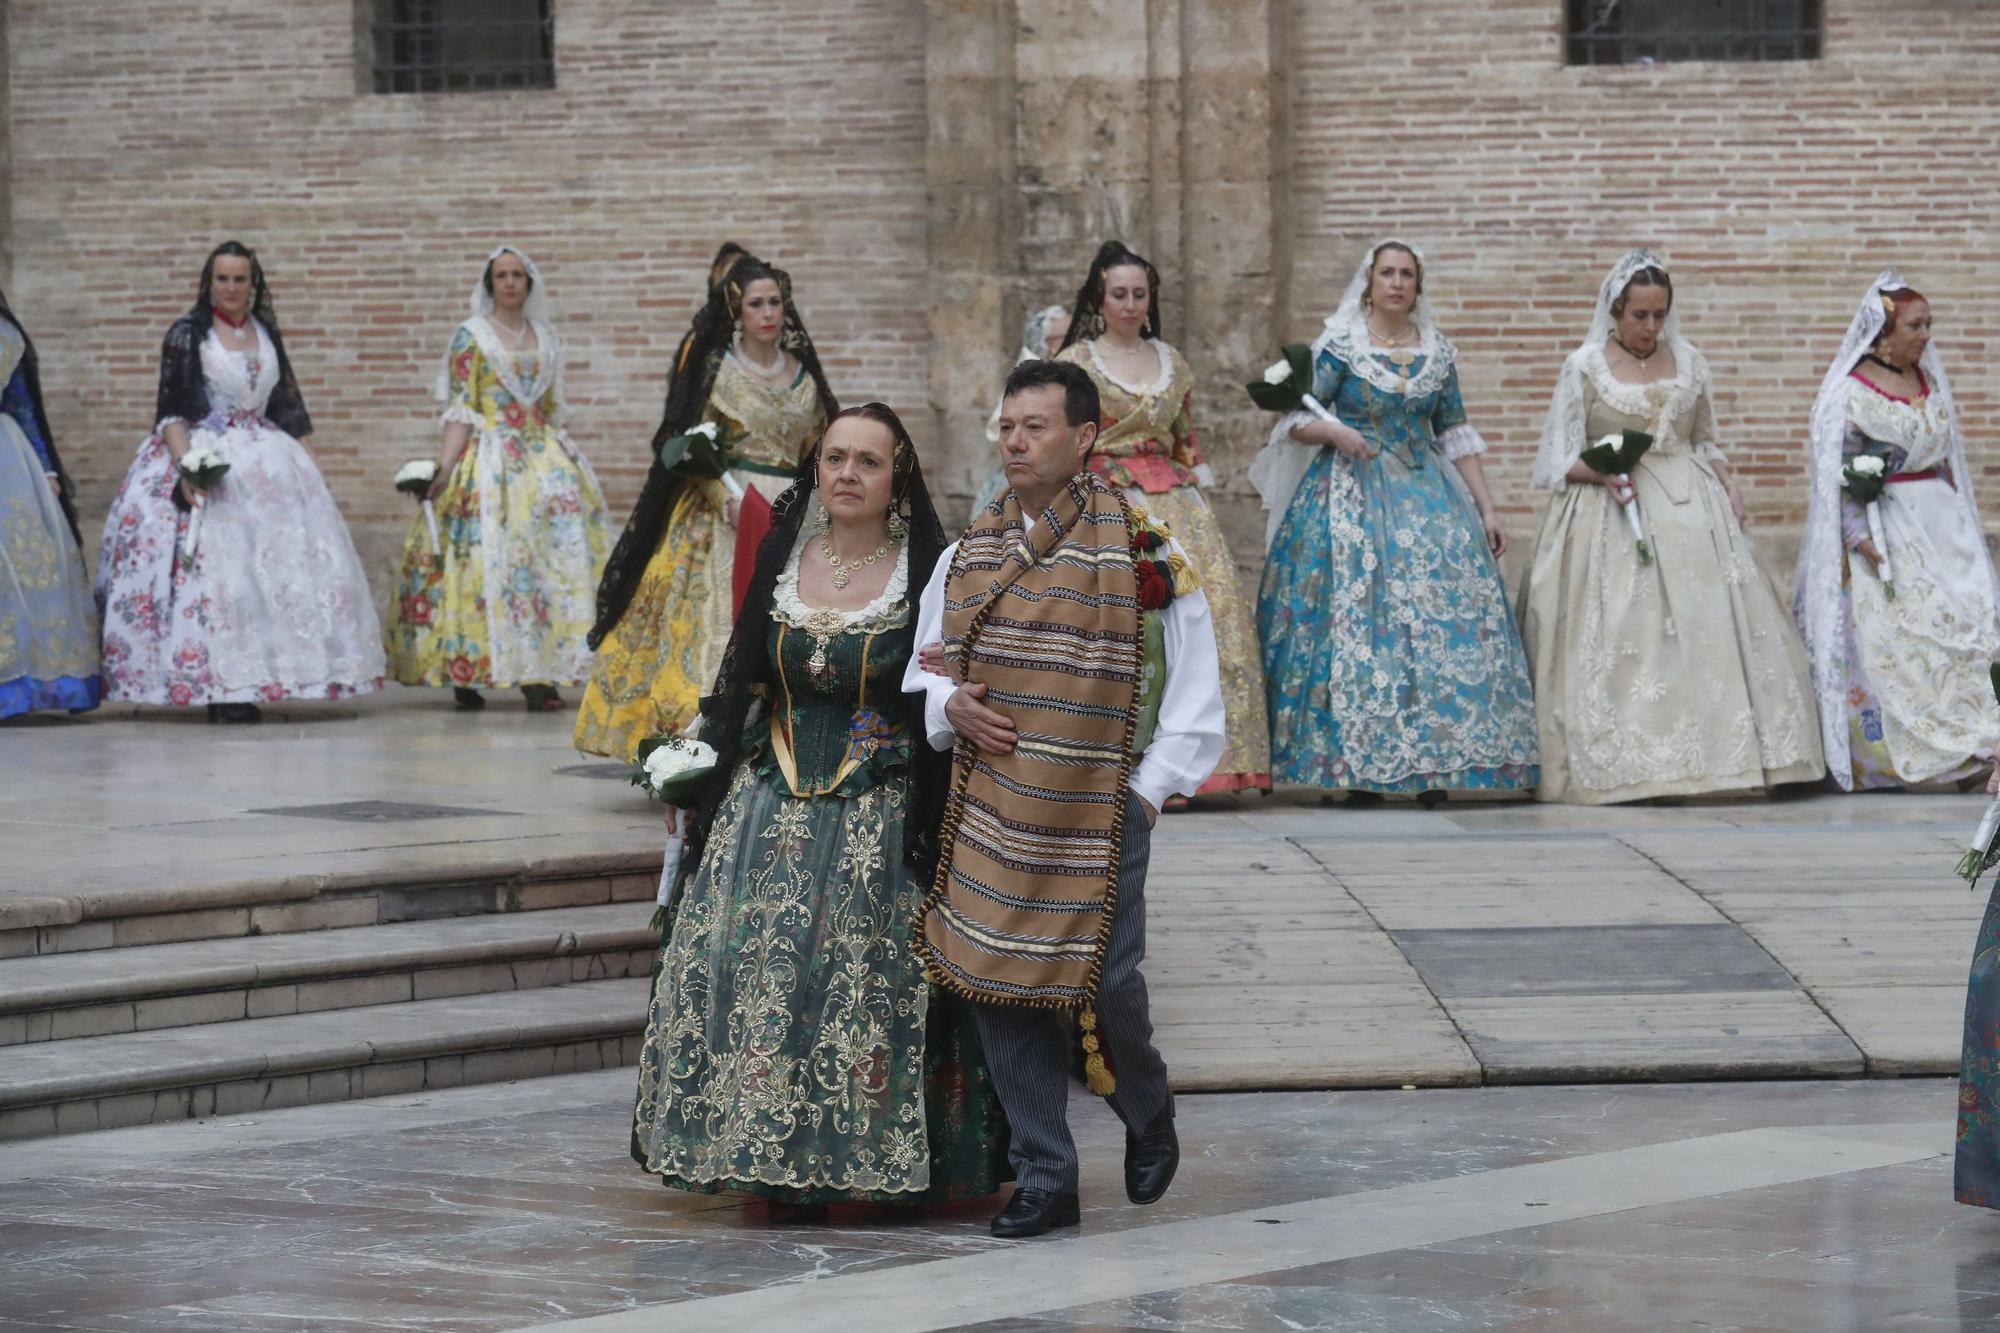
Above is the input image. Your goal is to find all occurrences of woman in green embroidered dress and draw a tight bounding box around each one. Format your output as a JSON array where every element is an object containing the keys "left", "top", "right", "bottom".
[{"left": 631, "top": 403, "right": 1009, "bottom": 1222}]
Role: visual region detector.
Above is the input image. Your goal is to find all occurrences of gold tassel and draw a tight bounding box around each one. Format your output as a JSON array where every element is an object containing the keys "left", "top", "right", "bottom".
[{"left": 1079, "top": 1005, "right": 1116, "bottom": 1096}]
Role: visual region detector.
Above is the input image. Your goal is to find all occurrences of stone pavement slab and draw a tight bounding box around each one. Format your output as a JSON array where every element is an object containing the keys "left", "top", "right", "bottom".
[
  {"left": 4, "top": 691, "right": 1996, "bottom": 1089},
  {"left": 0, "top": 1070, "right": 1985, "bottom": 1332}
]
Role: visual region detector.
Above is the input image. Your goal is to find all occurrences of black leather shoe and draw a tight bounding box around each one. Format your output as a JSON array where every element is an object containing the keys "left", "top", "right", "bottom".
[
  {"left": 1125, "top": 1110, "right": 1179, "bottom": 1205},
  {"left": 990, "top": 1187, "right": 1080, "bottom": 1238}
]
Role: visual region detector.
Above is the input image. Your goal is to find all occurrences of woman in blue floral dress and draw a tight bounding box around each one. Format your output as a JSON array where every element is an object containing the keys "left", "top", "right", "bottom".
[{"left": 1251, "top": 239, "right": 1538, "bottom": 801}]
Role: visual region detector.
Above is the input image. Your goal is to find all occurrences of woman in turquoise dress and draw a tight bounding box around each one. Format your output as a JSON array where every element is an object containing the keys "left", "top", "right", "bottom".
[
  {"left": 0, "top": 291, "right": 100, "bottom": 719},
  {"left": 631, "top": 402, "right": 1008, "bottom": 1222},
  {"left": 1251, "top": 239, "right": 1538, "bottom": 801}
]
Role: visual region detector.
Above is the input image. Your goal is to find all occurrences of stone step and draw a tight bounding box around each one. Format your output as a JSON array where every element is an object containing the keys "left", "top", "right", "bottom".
[
  {"left": 0, "top": 976, "right": 654, "bottom": 1140},
  {"left": 0, "top": 903, "right": 660, "bottom": 1046},
  {"left": 0, "top": 851, "right": 662, "bottom": 959}
]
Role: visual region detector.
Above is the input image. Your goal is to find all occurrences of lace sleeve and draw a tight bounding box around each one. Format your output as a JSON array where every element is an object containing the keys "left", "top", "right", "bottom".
[
  {"left": 153, "top": 318, "right": 207, "bottom": 434},
  {"left": 1432, "top": 365, "right": 1486, "bottom": 458}
]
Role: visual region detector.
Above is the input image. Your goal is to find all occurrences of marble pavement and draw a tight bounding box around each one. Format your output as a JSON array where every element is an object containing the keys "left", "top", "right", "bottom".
[
  {"left": 5, "top": 692, "right": 2000, "bottom": 1328},
  {"left": 3, "top": 692, "right": 1991, "bottom": 1090}
]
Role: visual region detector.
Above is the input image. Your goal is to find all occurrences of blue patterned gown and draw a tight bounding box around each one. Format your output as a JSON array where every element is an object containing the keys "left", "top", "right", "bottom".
[
  {"left": 1255, "top": 346, "right": 1538, "bottom": 793},
  {"left": 0, "top": 318, "right": 99, "bottom": 718}
]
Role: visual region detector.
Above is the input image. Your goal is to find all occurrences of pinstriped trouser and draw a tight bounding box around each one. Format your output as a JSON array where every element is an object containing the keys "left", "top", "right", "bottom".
[{"left": 970, "top": 798, "right": 1172, "bottom": 1194}]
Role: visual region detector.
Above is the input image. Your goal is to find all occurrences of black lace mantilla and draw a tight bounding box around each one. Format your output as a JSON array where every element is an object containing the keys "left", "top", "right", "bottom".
[{"left": 590, "top": 255, "right": 838, "bottom": 647}]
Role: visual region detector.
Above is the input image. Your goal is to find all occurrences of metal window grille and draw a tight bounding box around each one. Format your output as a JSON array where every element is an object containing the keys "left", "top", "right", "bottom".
[
  {"left": 369, "top": 0, "right": 554, "bottom": 94},
  {"left": 1565, "top": 0, "right": 1822, "bottom": 66}
]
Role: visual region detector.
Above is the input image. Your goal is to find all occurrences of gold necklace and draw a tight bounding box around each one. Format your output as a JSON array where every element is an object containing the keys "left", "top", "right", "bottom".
[
  {"left": 1366, "top": 318, "right": 1419, "bottom": 376},
  {"left": 820, "top": 532, "right": 892, "bottom": 591}
]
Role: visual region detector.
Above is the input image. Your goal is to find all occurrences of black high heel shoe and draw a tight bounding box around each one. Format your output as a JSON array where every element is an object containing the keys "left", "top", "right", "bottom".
[{"left": 453, "top": 687, "right": 486, "bottom": 712}]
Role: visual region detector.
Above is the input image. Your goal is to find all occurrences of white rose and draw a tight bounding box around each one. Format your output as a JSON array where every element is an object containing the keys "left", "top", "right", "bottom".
[
  {"left": 690, "top": 422, "right": 720, "bottom": 441},
  {"left": 179, "top": 447, "right": 224, "bottom": 473},
  {"left": 394, "top": 458, "right": 439, "bottom": 485},
  {"left": 1593, "top": 435, "right": 1623, "bottom": 452},
  {"left": 644, "top": 738, "right": 718, "bottom": 786},
  {"left": 1849, "top": 455, "right": 1885, "bottom": 477},
  {"left": 1262, "top": 359, "right": 1292, "bottom": 386}
]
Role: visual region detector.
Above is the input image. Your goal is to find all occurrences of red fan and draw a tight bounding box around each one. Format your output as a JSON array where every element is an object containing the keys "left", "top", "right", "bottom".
[{"left": 731, "top": 486, "right": 773, "bottom": 617}]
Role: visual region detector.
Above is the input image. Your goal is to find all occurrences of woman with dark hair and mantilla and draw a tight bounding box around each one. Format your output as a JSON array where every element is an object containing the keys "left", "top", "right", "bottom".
[
  {"left": 577, "top": 254, "right": 838, "bottom": 759},
  {"left": 97, "top": 241, "right": 383, "bottom": 721},
  {"left": 1796, "top": 270, "right": 2000, "bottom": 791},
  {"left": 1251, "top": 237, "right": 1536, "bottom": 803},
  {"left": 631, "top": 402, "right": 1009, "bottom": 1223},
  {"left": 0, "top": 289, "right": 100, "bottom": 719},
  {"left": 1518, "top": 249, "right": 1821, "bottom": 803},
  {"left": 1054, "top": 240, "right": 1271, "bottom": 801},
  {"left": 384, "top": 246, "right": 612, "bottom": 713}
]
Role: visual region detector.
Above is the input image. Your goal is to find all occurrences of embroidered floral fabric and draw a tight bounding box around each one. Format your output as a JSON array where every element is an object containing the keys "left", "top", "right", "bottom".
[
  {"left": 386, "top": 324, "right": 611, "bottom": 690},
  {"left": 1256, "top": 347, "right": 1538, "bottom": 794},
  {"left": 0, "top": 315, "right": 98, "bottom": 717},
  {"left": 1059, "top": 339, "right": 1271, "bottom": 795},
  {"left": 574, "top": 357, "right": 825, "bottom": 758},
  {"left": 631, "top": 602, "right": 1008, "bottom": 1204},
  {"left": 96, "top": 325, "right": 383, "bottom": 706},
  {"left": 1517, "top": 348, "right": 1822, "bottom": 803},
  {"left": 1958, "top": 876, "right": 2000, "bottom": 1211},
  {"left": 1827, "top": 377, "right": 2000, "bottom": 785}
]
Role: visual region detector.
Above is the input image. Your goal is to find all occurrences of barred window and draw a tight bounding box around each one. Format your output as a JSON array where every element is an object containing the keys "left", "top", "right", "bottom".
[
  {"left": 1565, "top": 0, "right": 1822, "bottom": 66},
  {"left": 367, "top": 0, "right": 555, "bottom": 94}
]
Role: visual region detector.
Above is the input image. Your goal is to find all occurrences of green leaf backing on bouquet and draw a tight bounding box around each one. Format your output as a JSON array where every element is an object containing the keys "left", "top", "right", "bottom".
[
  {"left": 1840, "top": 460, "right": 1889, "bottom": 505},
  {"left": 1577, "top": 428, "right": 1653, "bottom": 476},
  {"left": 180, "top": 462, "right": 231, "bottom": 489},
  {"left": 655, "top": 428, "right": 729, "bottom": 479},
  {"left": 1989, "top": 661, "right": 2000, "bottom": 707},
  {"left": 1244, "top": 343, "right": 1317, "bottom": 413},
  {"left": 394, "top": 476, "right": 432, "bottom": 497}
]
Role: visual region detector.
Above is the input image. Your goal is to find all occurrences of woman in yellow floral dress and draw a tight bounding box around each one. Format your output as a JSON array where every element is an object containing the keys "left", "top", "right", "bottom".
[
  {"left": 576, "top": 257, "right": 837, "bottom": 758},
  {"left": 1055, "top": 240, "right": 1270, "bottom": 798},
  {"left": 385, "top": 246, "right": 611, "bottom": 710}
]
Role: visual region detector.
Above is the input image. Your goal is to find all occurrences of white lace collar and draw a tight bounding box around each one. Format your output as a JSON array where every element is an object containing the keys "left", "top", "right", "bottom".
[
  {"left": 1313, "top": 310, "right": 1456, "bottom": 398},
  {"left": 1845, "top": 373, "right": 1949, "bottom": 453},
  {"left": 463, "top": 314, "right": 558, "bottom": 407},
  {"left": 1582, "top": 337, "right": 1704, "bottom": 422},
  {"left": 1085, "top": 337, "right": 1176, "bottom": 397},
  {"left": 773, "top": 533, "right": 911, "bottom": 630}
]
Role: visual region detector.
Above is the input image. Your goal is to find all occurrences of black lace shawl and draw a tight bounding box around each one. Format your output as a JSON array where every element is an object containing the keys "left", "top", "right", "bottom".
[
  {"left": 1057, "top": 238, "right": 1164, "bottom": 351},
  {"left": 676, "top": 406, "right": 951, "bottom": 890},
  {"left": 0, "top": 297, "right": 76, "bottom": 543},
  {"left": 590, "top": 258, "right": 838, "bottom": 647},
  {"left": 154, "top": 311, "right": 311, "bottom": 440}
]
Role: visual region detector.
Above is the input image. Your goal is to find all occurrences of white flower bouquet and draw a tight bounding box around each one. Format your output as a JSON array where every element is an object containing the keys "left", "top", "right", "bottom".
[
  {"left": 394, "top": 459, "right": 442, "bottom": 556},
  {"left": 632, "top": 734, "right": 720, "bottom": 924},
  {"left": 1579, "top": 429, "right": 1655, "bottom": 565},
  {"left": 630, "top": 734, "right": 720, "bottom": 807},
  {"left": 1841, "top": 453, "right": 1895, "bottom": 600},
  {"left": 177, "top": 446, "right": 230, "bottom": 562}
]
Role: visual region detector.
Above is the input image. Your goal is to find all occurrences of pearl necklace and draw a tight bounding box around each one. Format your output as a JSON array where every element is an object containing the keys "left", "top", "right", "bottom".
[
  {"left": 492, "top": 315, "right": 532, "bottom": 352},
  {"left": 735, "top": 340, "right": 787, "bottom": 381},
  {"left": 820, "top": 531, "right": 892, "bottom": 592}
]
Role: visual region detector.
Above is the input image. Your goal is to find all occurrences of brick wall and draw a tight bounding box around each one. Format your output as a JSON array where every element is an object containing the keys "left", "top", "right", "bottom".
[
  {"left": 1284, "top": 0, "right": 2000, "bottom": 567},
  {"left": 10, "top": 0, "right": 931, "bottom": 587},
  {"left": 14, "top": 0, "right": 1999, "bottom": 593}
]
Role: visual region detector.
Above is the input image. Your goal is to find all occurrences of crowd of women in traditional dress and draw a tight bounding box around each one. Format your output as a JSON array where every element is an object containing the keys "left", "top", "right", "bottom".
[{"left": 3, "top": 235, "right": 1994, "bottom": 804}]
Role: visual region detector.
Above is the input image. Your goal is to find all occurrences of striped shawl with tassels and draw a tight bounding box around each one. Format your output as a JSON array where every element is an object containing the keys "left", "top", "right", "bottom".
[{"left": 921, "top": 471, "right": 1142, "bottom": 1062}]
